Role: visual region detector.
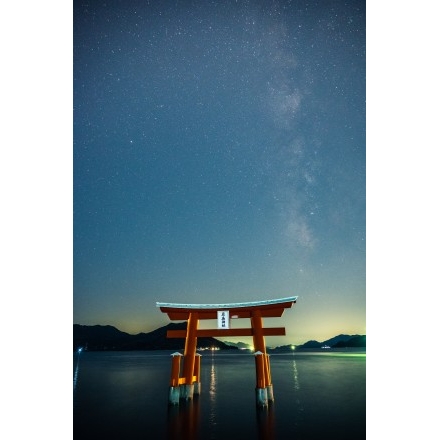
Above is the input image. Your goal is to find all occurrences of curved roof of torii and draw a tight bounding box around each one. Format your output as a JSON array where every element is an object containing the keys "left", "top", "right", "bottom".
[{"left": 156, "top": 296, "right": 298, "bottom": 320}]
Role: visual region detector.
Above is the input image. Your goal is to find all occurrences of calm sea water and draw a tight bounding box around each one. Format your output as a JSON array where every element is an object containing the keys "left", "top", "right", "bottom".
[{"left": 73, "top": 349, "right": 365, "bottom": 440}]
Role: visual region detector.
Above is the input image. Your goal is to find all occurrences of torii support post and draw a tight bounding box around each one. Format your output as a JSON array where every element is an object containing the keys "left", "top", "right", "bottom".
[
  {"left": 180, "top": 312, "right": 199, "bottom": 400},
  {"left": 265, "top": 354, "right": 273, "bottom": 401},
  {"left": 156, "top": 296, "right": 298, "bottom": 406},
  {"left": 251, "top": 309, "right": 273, "bottom": 407},
  {"left": 194, "top": 354, "right": 201, "bottom": 395},
  {"left": 168, "top": 352, "right": 183, "bottom": 405}
]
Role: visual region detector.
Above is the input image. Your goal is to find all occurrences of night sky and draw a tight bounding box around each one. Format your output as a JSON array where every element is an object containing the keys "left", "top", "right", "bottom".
[{"left": 73, "top": 0, "right": 365, "bottom": 345}]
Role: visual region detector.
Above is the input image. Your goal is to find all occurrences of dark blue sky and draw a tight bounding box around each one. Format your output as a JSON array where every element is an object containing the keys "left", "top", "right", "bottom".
[{"left": 73, "top": 0, "right": 365, "bottom": 344}]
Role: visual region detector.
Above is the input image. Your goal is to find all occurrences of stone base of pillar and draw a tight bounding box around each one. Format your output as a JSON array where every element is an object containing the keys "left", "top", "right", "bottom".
[
  {"left": 168, "top": 386, "right": 180, "bottom": 405},
  {"left": 255, "top": 387, "right": 268, "bottom": 408},
  {"left": 180, "top": 383, "right": 194, "bottom": 400},
  {"left": 266, "top": 384, "right": 274, "bottom": 402},
  {"left": 193, "top": 382, "right": 201, "bottom": 395}
]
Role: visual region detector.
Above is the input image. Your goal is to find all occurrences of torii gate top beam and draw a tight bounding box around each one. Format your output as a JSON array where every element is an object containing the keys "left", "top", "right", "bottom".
[{"left": 156, "top": 296, "right": 298, "bottom": 320}]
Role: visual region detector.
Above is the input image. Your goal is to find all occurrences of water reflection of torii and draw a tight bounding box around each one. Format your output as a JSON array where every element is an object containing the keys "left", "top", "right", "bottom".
[{"left": 156, "top": 296, "right": 298, "bottom": 407}]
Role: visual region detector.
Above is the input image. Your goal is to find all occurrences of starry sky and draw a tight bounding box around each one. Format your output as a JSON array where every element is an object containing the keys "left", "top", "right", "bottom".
[{"left": 73, "top": 0, "right": 365, "bottom": 345}]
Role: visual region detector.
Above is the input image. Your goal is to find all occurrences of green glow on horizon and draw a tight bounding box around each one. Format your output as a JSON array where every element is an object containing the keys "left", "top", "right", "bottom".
[{"left": 325, "top": 352, "right": 366, "bottom": 358}]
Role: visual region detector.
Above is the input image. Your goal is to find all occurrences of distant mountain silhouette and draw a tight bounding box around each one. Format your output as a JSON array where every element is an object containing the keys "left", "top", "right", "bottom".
[
  {"left": 296, "top": 334, "right": 366, "bottom": 349},
  {"left": 223, "top": 340, "right": 252, "bottom": 350},
  {"left": 73, "top": 323, "right": 237, "bottom": 351},
  {"left": 331, "top": 335, "right": 366, "bottom": 348},
  {"left": 271, "top": 344, "right": 295, "bottom": 352},
  {"left": 74, "top": 324, "right": 365, "bottom": 351}
]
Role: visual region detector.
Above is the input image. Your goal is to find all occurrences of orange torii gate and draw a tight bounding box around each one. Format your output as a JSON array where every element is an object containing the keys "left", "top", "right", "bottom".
[{"left": 156, "top": 296, "right": 298, "bottom": 407}]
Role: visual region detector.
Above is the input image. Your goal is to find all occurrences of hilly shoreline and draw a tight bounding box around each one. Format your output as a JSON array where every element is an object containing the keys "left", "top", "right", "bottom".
[{"left": 73, "top": 323, "right": 365, "bottom": 352}]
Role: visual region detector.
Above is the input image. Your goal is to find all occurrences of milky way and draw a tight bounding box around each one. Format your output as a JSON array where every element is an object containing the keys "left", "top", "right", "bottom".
[{"left": 74, "top": 0, "right": 365, "bottom": 344}]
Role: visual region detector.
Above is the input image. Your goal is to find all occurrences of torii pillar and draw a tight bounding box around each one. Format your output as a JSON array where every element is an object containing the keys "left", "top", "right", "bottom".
[{"left": 156, "top": 296, "right": 297, "bottom": 407}]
